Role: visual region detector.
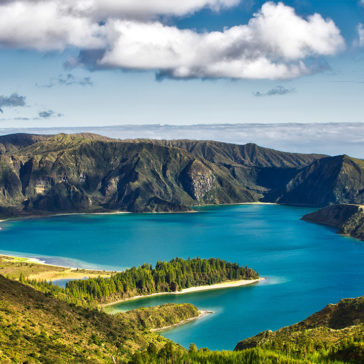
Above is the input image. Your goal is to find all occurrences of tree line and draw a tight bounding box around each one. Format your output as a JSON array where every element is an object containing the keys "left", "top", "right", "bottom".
[{"left": 66, "top": 257, "right": 259, "bottom": 303}]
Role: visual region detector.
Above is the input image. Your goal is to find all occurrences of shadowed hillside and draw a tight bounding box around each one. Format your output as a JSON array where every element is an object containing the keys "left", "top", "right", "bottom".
[
  {"left": 276, "top": 156, "right": 364, "bottom": 206},
  {"left": 0, "top": 132, "right": 363, "bottom": 216},
  {"left": 302, "top": 204, "right": 364, "bottom": 241}
]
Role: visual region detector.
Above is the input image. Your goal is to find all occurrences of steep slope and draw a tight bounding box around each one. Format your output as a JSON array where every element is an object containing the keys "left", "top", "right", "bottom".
[
  {"left": 302, "top": 204, "right": 364, "bottom": 241},
  {"left": 1, "top": 132, "right": 364, "bottom": 215},
  {"left": 0, "top": 133, "right": 323, "bottom": 216},
  {"left": 276, "top": 155, "right": 364, "bottom": 206},
  {"left": 0, "top": 275, "right": 199, "bottom": 363},
  {"left": 234, "top": 296, "right": 364, "bottom": 362},
  {"left": 0, "top": 133, "right": 272, "bottom": 216},
  {"left": 159, "top": 139, "right": 325, "bottom": 193},
  {"left": 157, "top": 140, "right": 323, "bottom": 168}
]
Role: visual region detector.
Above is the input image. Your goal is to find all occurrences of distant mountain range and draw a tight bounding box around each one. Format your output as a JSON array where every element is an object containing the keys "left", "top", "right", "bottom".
[{"left": 0, "top": 133, "right": 363, "bottom": 217}]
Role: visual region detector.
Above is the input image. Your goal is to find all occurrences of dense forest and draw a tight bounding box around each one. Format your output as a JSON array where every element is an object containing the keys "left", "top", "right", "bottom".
[{"left": 66, "top": 258, "right": 259, "bottom": 303}]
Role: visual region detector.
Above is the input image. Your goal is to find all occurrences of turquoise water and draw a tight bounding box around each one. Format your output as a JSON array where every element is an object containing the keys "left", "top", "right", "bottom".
[{"left": 0, "top": 205, "right": 363, "bottom": 350}]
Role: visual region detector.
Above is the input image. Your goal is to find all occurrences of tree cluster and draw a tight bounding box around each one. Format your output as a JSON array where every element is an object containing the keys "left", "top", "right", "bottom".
[{"left": 66, "top": 257, "right": 259, "bottom": 303}]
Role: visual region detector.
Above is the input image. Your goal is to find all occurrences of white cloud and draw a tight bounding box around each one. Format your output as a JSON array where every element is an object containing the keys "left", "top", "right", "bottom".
[
  {"left": 0, "top": 0, "right": 239, "bottom": 50},
  {"left": 0, "top": 1, "right": 345, "bottom": 79},
  {"left": 72, "top": 0, "right": 240, "bottom": 20},
  {"left": 100, "top": 2, "right": 345, "bottom": 79},
  {"left": 0, "top": 1, "right": 105, "bottom": 50},
  {"left": 0, "top": 0, "right": 240, "bottom": 21}
]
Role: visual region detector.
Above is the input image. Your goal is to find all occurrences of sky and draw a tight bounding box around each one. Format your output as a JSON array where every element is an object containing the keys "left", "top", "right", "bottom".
[{"left": 0, "top": 0, "right": 363, "bottom": 129}]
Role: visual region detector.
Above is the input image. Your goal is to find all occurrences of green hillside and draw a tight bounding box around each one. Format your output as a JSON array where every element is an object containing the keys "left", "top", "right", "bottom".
[
  {"left": 0, "top": 275, "right": 199, "bottom": 363},
  {"left": 0, "top": 132, "right": 363, "bottom": 216},
  {"left": 234, "top": 296, "right": 364, "bottom": 363},
  {"left": 1, "top": 271, "right": 363, "bottom": 363},
  {"left": 302, "top": 204, "right": 364, "bottom": 241},
  {"left": 276, "top": 156, "right": 364, "bottom": 206},
  {"left": 130, "top": 296, "right": 364, "bottom": 363}
]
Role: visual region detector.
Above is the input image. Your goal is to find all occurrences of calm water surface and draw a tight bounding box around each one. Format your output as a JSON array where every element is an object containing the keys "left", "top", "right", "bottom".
[{"left": 0, "top": 205, "right": 363, "bottom": 350}]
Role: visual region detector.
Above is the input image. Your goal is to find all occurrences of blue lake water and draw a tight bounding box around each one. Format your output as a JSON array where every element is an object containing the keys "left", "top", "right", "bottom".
[{"left": 0, "top": 204, "right": 363, "bottom": 350}]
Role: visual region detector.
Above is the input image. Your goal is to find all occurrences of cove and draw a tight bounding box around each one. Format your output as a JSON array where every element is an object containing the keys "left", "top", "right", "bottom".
[{"left": 0, "top": 204, "right": 363, "bottom": 350}]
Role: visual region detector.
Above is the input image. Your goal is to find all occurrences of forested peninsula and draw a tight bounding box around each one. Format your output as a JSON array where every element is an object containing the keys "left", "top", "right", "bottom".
[{"left": 61, "top": 257, "right": 259, "bottom": 304}]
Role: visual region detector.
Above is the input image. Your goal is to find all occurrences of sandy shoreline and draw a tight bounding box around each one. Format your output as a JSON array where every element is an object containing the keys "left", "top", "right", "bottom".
[
  {"left": 0, "top": 254, "right": 116, "bottom": 281},
  {"left": 150, "top": 310, "right": 213, "bottom": 332},
  {"left": 103, "top": 278, "right": 265, "bottom": 308}
]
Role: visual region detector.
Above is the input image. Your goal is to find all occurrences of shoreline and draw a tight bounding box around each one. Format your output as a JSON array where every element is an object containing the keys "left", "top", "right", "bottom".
[
  {"left": 0, "top": 251, "right": 116, "bottom": 272},
  {"left": 150, "top": 310, "right": 213, "bottom": 332},
  {"left": 103, "top": 278, "right": 265, "bottom": 308},
  {"left": 0, "top": 202, "right": 280, "bottom": 224},
  {"left": 196, "top": 202, "right": 277, "bottom": 207},
  {"left": 0, "top": 210, "right": 130, "bottom": 224}
]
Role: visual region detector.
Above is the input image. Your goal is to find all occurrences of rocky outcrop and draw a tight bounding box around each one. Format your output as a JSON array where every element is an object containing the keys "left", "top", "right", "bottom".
[
  {"left": 302, "top": 204, "right": 364, "bottom": 241},
  {"left": 181, "top": 160, "right": 216, "bottom": 201}
]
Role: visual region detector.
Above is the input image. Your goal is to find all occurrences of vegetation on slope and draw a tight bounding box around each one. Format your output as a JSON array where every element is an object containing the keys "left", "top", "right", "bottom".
[
  {"left": 0, "top": 132, "right": 334, "bottom": 216},
  {"left": 0, "top": 275, "right": 200, "bottom": 363},
  {"left": 0, "top": 132, "right": 363, "bottom": 216},
  {"left": 302, "top": 204, "right": 364, "bottom": 241},
  {"left": 234, "top": 296, "right": 364, "bottom": 363},
  {"left": 130, "top": 297, "right": 364, "bottom": 364},
  {"left": 0, "top": 265, "right": 363, "bottom": 363},
  {"left": 276, "top": 155, "right": 364, "bottom": 206},
  {"left": 157, "top": 139, "right": 324, "bottom": 169},
  {"left": 66, "top": 257, "right": 259, "bottom": 304}
]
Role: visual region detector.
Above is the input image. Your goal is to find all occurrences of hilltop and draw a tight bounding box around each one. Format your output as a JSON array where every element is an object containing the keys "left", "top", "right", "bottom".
[{"left": 0, "top": 132, "right": 363, "bottom": 216}]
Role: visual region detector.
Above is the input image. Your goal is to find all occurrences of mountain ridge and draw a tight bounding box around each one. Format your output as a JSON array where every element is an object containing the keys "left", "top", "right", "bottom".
[{"left": 0, "top": 132, "right": 362, "bottom": 216}]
